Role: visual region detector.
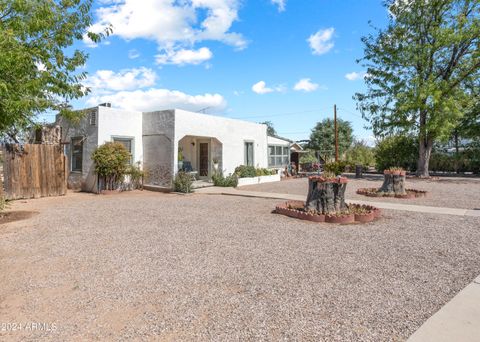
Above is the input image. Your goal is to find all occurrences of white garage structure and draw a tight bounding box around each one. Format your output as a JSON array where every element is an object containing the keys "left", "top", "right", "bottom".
[{"left": 58, "top": 104, "right": 291, "bottom": 191}]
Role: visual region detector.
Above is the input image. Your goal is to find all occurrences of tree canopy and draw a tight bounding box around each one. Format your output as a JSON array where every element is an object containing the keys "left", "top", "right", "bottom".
[
  {"left": 355, "top": 0, "right": 480, "bottom": 176},
  {"left": 345, "top": 139, "right": 376, "bottom": 167},
  {"left": 308, "top": 118, "right": 353, "bottom": 161},
  {"left": 261, "top": 121, "right": 277, "bottom": 136},
  {"left": 0, "top": 0, "right": 110, "bottom": 140}
]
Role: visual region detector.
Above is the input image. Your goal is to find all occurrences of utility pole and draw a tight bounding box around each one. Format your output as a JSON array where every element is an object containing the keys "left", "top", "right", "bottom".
[{"left": 334, "top": 104, "right": 339, "bottom": 162}]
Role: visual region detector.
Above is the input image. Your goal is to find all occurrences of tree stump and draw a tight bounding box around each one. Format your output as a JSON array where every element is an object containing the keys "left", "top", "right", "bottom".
[
  {"left": 306, "top": 176, "right": 348, "bottom": 215},
  {"left": 379, "top": 171, "right": 406, "bottom": 196}
]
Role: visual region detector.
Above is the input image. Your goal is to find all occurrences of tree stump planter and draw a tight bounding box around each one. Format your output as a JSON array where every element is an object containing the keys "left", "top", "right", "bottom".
[
  {"left": 275, "top": 200, "right": 379, "bottom": 224},
  {"left": 275, "top": 175, "right": 381, "bottom": 224},
  {"left": 325, "top": 213, "right": 355, "bottom": 224},
  {"left": 306, "top": 176, "right": 349, "bottom": 215},
  {"left": 378, "top": 170, "right": 407, "bottom": 196},
  {"left": 356, "top": 170, "right": 427, "bottom": 199}
]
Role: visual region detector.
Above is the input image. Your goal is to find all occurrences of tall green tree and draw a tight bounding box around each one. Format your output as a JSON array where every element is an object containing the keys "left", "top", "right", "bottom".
[
  {"left": 261, "top": 121, "right": 277, "bottom": 136},
  {"left": 345, "top": 139, "right": 376, "bottom": 167},
  {"left": 308, "top": 118, "right": 353, "bottom": 161},
  {"left": 0, "top": 0, "right": 110, "bottom": 141},
  {"left": 355, "top": 0, "right": 480, "bottom": 177}
]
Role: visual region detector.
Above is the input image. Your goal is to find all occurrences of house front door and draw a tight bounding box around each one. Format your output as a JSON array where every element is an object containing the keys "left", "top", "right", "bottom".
[{"left": 199, "top": 143, "right": 209, "bottom": 177}]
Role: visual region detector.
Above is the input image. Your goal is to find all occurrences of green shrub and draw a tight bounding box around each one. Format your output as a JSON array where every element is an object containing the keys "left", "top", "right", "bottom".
[
  {"left": 345, "top": 141, "right": 375, "bottom": 167},
  {"left": 174, "top": 171, "right": 193, "bottom": 193},
  {"left": 430, "top": 148, "right": 480, "bottom": 174},
  {"left": 212, "top": 173, "right": 238, "bottom": 187},
  {"left": 92, "top": 142, "right": 131, "bottom": 190},
  {"left": 125, "top": 162, "right": 144, "bottom": 189},
  {"left": 324, "top": 161, "right": 348, "bottom": 175},
  {"left": 374, "top": 135, "right": 418, "bottom": 172},
  {"left": 255, "top": 168, "right": 277, "bottom": 176},
  {"left": 234, "top": 165, "right": 256, "bottom": 178},
  {"left": 299, "top": 150, "right": 318, "bottom": 164},
  {"left": 234, "top": 166, "right": 277, "bottom": 178}
]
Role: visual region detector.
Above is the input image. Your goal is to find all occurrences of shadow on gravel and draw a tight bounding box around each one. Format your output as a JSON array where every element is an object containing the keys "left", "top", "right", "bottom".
[{"left": 0, "top": 211, "right": 39, "bottom": 226}]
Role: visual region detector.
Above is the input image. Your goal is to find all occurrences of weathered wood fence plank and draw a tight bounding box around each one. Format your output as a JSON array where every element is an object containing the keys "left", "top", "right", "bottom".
[{"left": 1, "top": 144, "right": 66, "bottom": 200}]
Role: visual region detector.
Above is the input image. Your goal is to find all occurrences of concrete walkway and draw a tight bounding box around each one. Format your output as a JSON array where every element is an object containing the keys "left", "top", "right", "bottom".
[
  {"left": 195, "top": 187, "right": 480, "bottom": 217},
  {"left": 408, "top": 275, "right": 480, "bottom": 342}
]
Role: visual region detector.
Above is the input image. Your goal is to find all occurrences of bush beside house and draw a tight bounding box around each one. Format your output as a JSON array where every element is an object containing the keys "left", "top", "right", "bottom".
[
  {"left": 212, "top": 173, "right": 238, "bottom": 187},
  {"left": 92, "top": 142, "right": 131, "bottom": 191},
  {"left": 234, "top": 165, "right": 276, "bottom": 178},
  {"left": 174, "top": 171, "right": 193, "bottom": 193}
]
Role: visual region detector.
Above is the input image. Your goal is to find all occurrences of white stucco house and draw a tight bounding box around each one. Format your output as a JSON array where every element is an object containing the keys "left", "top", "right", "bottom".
[{"left": 58, "top": 104, "right": 291, "bottom": 191}]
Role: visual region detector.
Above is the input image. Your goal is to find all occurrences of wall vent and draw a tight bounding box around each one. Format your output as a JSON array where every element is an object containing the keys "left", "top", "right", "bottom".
[{"left": 89, "top": 110, "right": 97, "bottom": 126}]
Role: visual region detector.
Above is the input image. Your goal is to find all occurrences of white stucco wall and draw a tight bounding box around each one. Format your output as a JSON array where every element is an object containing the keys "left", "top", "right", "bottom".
[
  {"left": 60, "top": 106, "right": 271, "bottom": 190},
  {"left": 173, "top": 109, "right": 268, "bottom": 176},
  {"left": 97, "top": 106, "right": 143, "bottom": 164}
]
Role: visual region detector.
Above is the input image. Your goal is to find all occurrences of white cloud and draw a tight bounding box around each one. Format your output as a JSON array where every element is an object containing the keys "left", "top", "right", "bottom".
[
  {"left": 345, "top": 71, "right": 367, "bottom": 81},
  {"left": 251, "top": 81, "right": 285, "bottom": 94},
  {"left": 128, "top": 49, "right": 140, "bottom": 59},
  {"left": 86, "top": 67, "right": 157, "bottom": 92},
  {"left": 308, "top": 28, "right": 335, "bottom": 55},
  {"left": 156, "top": 47, "right": 213, "bottom": 66},
  {"left": 252, "top": 81, "right": 273, "bottom": 94},
  {"left": 293, "top": 78, "right": 319, "bottom": 92},
  {"left": 87, "top": 0, "right": 247, "bottom": 51},
  {"left": 271, "top": 0, "right": 286, "bottom": 12},
  {"left": 86, "top": 88, "right": 227, "bottom": 113}
]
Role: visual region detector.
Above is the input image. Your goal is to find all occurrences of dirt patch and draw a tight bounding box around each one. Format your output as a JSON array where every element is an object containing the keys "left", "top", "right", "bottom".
[{"left": 0, "top": 211, "right": 38, "bottom": 225}]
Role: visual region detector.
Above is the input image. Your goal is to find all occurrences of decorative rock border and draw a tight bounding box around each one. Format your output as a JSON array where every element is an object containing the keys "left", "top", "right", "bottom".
[
  {"left": 356, "top": 188, "right": 427, "bottom": 198},
  {"left": 275, "top": 201, "right": 381, "bottom": 224}
]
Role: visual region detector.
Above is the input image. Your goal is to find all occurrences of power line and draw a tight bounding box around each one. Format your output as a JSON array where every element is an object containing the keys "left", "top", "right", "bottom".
[
  {"left": 337, "top": 107, "right": 364, "bottom": 119},
  {"left": 230, "top": 107, "right": 331, "bottom": 120}
]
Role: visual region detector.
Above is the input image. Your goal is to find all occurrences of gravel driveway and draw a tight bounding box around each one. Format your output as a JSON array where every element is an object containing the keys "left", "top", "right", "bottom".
[
  {"left": 239, "top": 175, "right": 480, "bottom": 209},
  {"left": 1, "top": 191, "right": 480, "bottom": 341}
]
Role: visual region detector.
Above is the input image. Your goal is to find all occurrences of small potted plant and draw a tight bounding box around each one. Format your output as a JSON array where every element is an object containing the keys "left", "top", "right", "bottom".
[{"left": 178, "top": 147, "right": 184, "bottom": 171}]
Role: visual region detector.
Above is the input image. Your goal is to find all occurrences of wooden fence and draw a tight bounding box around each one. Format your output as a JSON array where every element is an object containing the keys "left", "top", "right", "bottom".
[{"left": 2, "top": 144, "right": 67, "bottom": 200}]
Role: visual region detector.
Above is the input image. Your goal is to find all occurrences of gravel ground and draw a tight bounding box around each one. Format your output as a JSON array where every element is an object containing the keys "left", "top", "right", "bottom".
[
  {"left": 1, "top": 191, "right": 480, "bottom": 341},
  {"left": 240, "top": 175, "right": 480, "bottom": 209}
]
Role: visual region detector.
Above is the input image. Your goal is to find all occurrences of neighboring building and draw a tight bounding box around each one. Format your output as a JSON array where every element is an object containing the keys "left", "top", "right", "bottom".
[{"left": 58, "top": 104, "right": 291, "bottom": 191}]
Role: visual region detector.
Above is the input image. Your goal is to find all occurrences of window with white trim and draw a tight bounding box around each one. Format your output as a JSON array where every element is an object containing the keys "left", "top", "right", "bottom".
[
  {"left": 268, "top": 145, "right": 290, "bottom": 167},
  {"left": 244, "top": 142, "right": 254, "bottom": 166}
]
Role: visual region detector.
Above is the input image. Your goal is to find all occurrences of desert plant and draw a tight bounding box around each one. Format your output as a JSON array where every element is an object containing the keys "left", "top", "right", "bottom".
[
  {"left": 174, "top": 171, "right": 193, "bottom": 193},
  {"left": 125, "top": 162, "right": 144, "bottom": 189},
  {"left": 92, "top": 142, "right": 131, "bottom": 191},
  {"left": 234, "top": 165, "right": 256, "bottom": 178},
  {"left": 212, "top": 173, "right": 238, "bottom": 187},
  {"left": 255, "top": 168, "right": 276, "bottom": 176},
  {"left": 322, "top": 171, "right": 337, "bottom": 179},
  {"left": 323, "top": 161, "right": 348, "bottom": 176}
]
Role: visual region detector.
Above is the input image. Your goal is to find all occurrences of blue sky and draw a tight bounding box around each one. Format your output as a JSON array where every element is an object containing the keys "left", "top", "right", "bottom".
[{"left": 44, "top": 0, "right": 390, "bottom": 143}]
